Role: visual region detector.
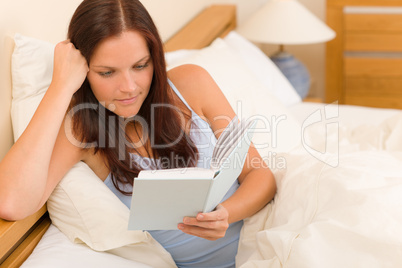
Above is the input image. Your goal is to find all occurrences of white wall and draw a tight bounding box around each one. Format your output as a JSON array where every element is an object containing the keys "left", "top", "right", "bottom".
[
  {"left": 287, "top": 0, "right": 327, "bottom": 99},
  {"left": 209, "top": 0, "right": 267, "bottom": 24},
  {"left": 142, "top": 0, "right": 210, "bottom": 42},
  {"left": 143, "top": 0, "right": 267, "bottom": 41}
]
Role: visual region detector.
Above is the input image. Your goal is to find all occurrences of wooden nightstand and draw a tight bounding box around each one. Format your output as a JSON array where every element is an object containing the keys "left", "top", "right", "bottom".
[{"left": 303, "top": 97, "right": 323, "bottom": 103}]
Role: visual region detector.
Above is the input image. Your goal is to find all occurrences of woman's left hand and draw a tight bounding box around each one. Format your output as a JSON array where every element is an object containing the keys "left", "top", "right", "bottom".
[{"left": 178, "top": 204, "right": 230, "bottom": 240}]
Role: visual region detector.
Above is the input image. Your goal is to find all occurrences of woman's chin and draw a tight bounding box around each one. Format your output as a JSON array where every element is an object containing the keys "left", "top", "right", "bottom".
[
  {"left": 116, "top": 112, "right": 137, "bottom": 119},
  {"left": 110, "top": 107, "right": 139, "bottom": 119}
]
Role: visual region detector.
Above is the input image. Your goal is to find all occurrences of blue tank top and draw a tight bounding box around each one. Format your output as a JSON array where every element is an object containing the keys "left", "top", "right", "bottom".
[{"left": 104, "top": 80, "right": 242, "bottom": 268}]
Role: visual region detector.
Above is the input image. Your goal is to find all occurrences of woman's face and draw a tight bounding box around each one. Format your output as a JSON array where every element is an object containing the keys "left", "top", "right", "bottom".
[{"left": 87, "top": 30, "right": 154, "bottom": 118}]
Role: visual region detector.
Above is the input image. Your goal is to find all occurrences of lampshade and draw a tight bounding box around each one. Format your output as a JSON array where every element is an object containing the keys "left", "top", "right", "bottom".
[{"left": 237, "top": 0, "right": 336, "bottom": 45}]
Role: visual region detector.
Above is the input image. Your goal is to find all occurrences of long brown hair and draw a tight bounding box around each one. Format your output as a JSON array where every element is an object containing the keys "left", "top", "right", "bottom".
[{"left": 67, "top": 0, "right": 198, "bottom": 194}]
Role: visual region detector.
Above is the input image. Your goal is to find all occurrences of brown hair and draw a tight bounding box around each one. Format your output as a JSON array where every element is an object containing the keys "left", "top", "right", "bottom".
[{"left": 67, "top": 0, "right": 198, "bottom": 194}]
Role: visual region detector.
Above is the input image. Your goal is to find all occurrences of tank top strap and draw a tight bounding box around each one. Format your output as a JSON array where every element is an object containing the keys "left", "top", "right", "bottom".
[{"left": 168, "top": 79, "right": 195, "bottom": 113}]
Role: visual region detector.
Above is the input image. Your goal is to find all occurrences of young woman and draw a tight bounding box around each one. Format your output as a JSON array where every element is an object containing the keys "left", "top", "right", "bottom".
[{"left": 0, "top": 0, "right": 276, "bottom": 266}]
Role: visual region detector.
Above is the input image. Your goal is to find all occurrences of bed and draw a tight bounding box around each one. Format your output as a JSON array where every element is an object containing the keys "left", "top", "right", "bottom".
[{"left": 1, "top": 2, "right": 402, "bottom": 268}]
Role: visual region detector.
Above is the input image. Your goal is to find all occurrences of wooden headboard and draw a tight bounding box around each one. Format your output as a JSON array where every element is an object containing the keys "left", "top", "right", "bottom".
[
  {"left": 326, "top": 0, "right": 402, "bottom": 109},
  {"left": 164, "top": 5, "right": 236, "bottom": 52},
  {"left": 0, "top": 4, "right": 236, "bottom": 267}
]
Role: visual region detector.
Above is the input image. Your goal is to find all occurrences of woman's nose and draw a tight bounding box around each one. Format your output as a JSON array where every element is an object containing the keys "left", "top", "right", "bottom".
[{"left": 120, "top": 71, "right": 137, "bottom": 92}]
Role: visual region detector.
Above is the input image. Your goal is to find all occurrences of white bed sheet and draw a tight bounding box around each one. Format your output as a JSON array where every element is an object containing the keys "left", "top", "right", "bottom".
[
  {"left": 290, "top": 102, "right": 401, "bottom": 127},
  {"left": 290, "top": 102, "right": 402, "bottom": 154},
  {"left": 235, "top": 103, "right": 402, "bottom": 268}
]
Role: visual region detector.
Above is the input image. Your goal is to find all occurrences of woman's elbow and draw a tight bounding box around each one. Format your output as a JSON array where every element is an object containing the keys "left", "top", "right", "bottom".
[
  {"left": 0, "top": 202, "right": 19, "bottom": 221},
  {"left": 0, "top": 195, "right": 30, "bottom": 221}
]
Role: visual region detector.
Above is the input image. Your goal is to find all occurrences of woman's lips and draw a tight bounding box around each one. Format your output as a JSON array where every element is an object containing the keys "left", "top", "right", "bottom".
[{"left": 116, "top": 96, "right": 137, "bottom": 105}]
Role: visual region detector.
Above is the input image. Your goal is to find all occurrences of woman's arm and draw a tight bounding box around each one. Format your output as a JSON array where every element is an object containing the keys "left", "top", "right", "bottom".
[
  {"left": 168, "top": 64, "right": 276, "bottom": 240},
  {"left": 0, "top": 41, "right": 88, "bottom": 220}
]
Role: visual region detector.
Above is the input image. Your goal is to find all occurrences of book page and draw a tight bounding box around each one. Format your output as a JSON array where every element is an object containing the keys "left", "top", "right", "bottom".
[
  {"left": 203, "top": 119, "right": 256, "bottom": 212},
  {"left": 212, "top": 116, "right": 238, "bottom": 153},
  {"left": 211, "top": 118, "right": 255, "bottom": 169},
  {"left": 210, "top": 116, "right": 238, "bottom": 169},
  {"left": 138, "top": 167, "right": 215, "bottom": 179},
  {"left": 214, "top": 120, "right": 250, "bottom": 160}
]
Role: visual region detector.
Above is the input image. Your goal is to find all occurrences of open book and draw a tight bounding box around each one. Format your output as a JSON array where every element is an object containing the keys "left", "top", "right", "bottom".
[{"left": 128, "top": 116, "right": 256, "bottom": 230}]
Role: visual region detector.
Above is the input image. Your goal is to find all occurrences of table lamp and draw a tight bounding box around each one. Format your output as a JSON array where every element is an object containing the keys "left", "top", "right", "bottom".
[{"left": 237, "top": 0, "right": 336, "bottom": 99}]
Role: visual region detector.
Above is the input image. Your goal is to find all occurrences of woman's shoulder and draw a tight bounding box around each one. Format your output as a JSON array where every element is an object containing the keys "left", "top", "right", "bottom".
[
  {"left": 167, "top": 64, "right": 221, "bottom": 118},
  {"left": 168, "top": 64, "right": 216, "bottom": 88}
]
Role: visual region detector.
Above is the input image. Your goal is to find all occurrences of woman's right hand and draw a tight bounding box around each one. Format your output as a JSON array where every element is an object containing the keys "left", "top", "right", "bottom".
[{"left": 51, "top": 40, "right": 89, "bottom": 95}]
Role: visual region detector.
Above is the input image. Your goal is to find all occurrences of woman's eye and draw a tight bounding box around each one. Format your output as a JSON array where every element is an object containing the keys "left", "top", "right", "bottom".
[
  {"left": 134, "top": 63, "right": 148, "bottom": 70},
  {"left": 99, "top": 71, "right": 113, "bottom": 77}
]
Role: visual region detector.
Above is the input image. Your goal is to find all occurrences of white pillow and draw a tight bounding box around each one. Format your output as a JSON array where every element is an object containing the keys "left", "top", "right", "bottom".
[
  {"left": 164, "top": 31, "right": 302, "bottom": 107},
  {"left": 47, "top": 161, "right": 176, "bottom": 267},
  {"left": 165, "top": 49, "right": 197, "bottom": 66},
  {"left": 21, "top": 225, "right": 153, "bottom": 268},
  {"left": 167, "top": 38, "right": 302, "bottom": 157},
  {"left": 11, "top": 33, "right": 176, "bottom": 268},
  {"left": 11, "top": 33, "right": 55, "bottom": 141},
  {"left": 223, "top": 31, "right": 301, "bottom": 107}
]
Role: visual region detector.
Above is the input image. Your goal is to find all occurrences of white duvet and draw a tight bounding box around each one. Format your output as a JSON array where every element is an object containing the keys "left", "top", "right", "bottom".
[{"left": 236, "top": 112, "right": 402, "bottom": 268}]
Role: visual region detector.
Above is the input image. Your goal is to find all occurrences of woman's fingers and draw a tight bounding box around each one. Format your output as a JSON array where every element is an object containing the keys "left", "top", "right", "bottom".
[
  {"left": 52, "top": 40, "right": 89, "bottom": 94},
  {"left": 178, "top": 204, "right": 229, "bottom": 240},
  {"left": 196, "top": 204, "right": 228, "bottom": 221},
  {"left": 178, "top": 224, "right": 224, "bottom": 241}
]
